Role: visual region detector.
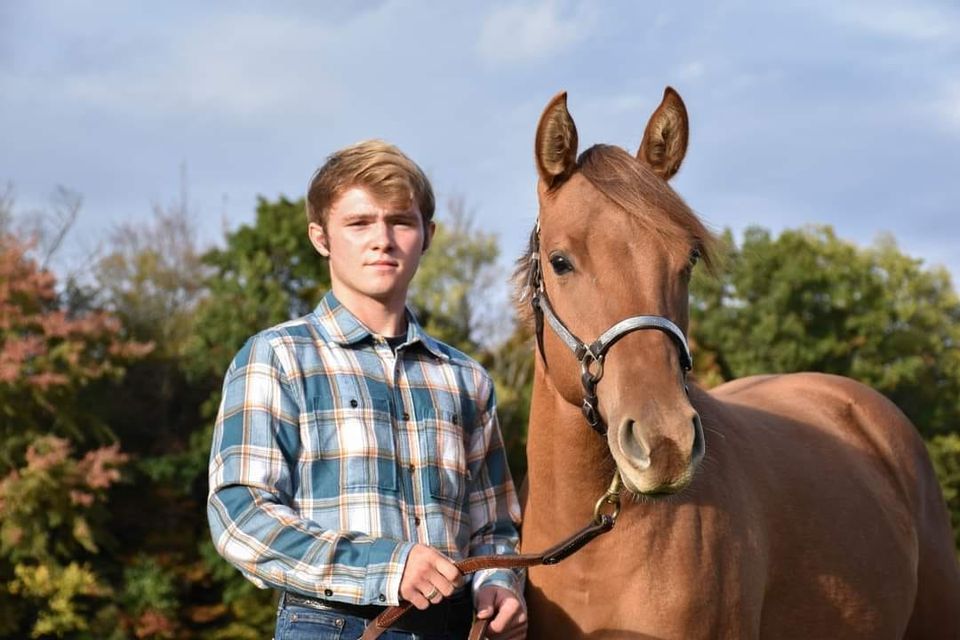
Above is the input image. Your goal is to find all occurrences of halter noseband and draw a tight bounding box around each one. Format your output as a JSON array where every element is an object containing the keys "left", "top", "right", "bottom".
[{"left": 527, "top": 222, "right": 693, "bottom": 436}]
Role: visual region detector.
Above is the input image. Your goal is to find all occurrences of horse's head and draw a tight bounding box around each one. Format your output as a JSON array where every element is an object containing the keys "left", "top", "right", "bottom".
[{"left": 517, "top": 88, "right": 714, "bottom": 497}]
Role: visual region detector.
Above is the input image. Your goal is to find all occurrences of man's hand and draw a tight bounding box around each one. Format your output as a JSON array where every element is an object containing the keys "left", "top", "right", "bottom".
[
  {"left": 475, "top": 585, "right": 527, "bottom": 639},
  {"left": 399, "top": 544, "right": 463, "bottom": 610}
]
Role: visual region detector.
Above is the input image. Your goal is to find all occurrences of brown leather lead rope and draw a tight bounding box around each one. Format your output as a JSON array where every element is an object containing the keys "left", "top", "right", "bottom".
[
  {"left": 467, "top": 617, "right": 490, "bottom": 640},
  {"left": 360, "top": 512, "right": 617, "bottom": 640}
]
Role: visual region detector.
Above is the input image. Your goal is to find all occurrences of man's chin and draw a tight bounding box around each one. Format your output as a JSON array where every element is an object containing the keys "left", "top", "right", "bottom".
[
  {"left": 332, "top": 273, "right": 415, "bottom": 306},
  {"left": 361, "top": 283, "right": 410, "bottom": 304}
]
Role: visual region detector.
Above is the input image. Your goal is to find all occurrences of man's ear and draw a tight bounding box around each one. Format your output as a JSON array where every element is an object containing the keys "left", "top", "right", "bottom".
[
  {"left": 422, "top": 221, "right": 436, "bottom": 252},
  {"left": 308, "top": 222, "right": 330, "bottom": 257}
]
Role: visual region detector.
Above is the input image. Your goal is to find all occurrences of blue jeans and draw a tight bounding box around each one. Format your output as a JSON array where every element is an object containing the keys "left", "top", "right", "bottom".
[{"left": 274, "top": 601, "right": 469, "bottom": 640}]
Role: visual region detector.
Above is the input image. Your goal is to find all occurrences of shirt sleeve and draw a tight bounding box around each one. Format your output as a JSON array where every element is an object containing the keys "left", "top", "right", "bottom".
[
  {"left": 206, "top": 334, "right": 414, "bottom": 605},
  {"left": 466, "top": 374, "right": 526, "bottom": 605}
]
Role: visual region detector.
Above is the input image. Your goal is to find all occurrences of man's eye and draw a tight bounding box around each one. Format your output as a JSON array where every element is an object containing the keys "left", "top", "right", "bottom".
[{"left": 549, "top": 253, "right": 574, "bottom": 275}]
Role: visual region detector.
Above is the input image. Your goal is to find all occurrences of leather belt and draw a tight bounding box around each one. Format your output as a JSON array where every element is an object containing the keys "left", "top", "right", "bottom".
[{"left": 281, "top": 591, "right": 472, "bottom": 636}]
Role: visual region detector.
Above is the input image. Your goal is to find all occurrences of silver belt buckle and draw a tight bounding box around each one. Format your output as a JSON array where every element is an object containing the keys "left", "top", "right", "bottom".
[{"left": 285, "top": 593, "right": 332, "bottom": 612}]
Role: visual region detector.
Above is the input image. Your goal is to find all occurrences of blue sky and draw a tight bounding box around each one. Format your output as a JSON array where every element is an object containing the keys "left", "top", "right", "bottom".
[{"left": 2, "top": 1, "right": 958, "bottom": 301}]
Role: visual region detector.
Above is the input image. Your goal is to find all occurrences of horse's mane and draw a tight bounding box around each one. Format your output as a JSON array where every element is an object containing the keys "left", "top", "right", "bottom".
[{"left": 513, "top": 144, "right": 717, "bottom": 326}]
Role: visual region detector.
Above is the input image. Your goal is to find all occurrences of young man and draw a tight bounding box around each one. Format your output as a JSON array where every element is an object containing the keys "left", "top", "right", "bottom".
[{"left": 207, "top": 140, "right": 526, "bottom": 639}]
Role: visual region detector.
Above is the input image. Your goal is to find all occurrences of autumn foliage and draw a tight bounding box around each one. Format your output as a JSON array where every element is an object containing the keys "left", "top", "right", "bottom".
[{"left": 0, "top": 232, "right": 152, "bottom": 638}]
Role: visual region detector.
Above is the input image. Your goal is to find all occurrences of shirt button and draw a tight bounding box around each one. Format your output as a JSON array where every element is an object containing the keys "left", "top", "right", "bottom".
[
  {"left": 349, "top": 399, "right": 358, "bottom": 408},
  {"left": 408, "top": 464, "right": 415, "bottom": 473},
  {"left": 414, "top": 517, "right": 421, "bottom": 526},
  {"left": 324, "top": 589, "right": 333, "bottom": 597},
  {"left": 402, "top": 411, "right": 410, "bottom": 420},
  {"left": 379, "top": 594, "right": 386, "bottom": 602},
  {"left": 452, "top": 415, "right": 459, "bottom": 425}
]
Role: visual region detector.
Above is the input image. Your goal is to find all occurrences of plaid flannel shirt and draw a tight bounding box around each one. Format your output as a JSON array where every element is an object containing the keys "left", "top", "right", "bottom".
[{"left": 207, "top": 291, "right": 524, "bottom": 607}]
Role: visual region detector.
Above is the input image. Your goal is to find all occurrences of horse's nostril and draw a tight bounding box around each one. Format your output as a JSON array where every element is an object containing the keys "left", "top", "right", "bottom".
[
  {"left": 621, "top": 420, "right": 652, "bottom": 469},
  {"left": 691, "top": 413, "right": 705, "bottom": 461}
]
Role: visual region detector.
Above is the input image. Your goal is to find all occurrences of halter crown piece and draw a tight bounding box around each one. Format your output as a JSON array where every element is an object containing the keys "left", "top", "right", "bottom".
[{"left": 528, "top": 218, "right": 694, "bottom": 435}]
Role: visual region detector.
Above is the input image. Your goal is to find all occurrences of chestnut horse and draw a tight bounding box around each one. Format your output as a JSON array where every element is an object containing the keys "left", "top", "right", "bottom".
[{"left": 516, "top": 88, "right": 960, "bottom": 639}]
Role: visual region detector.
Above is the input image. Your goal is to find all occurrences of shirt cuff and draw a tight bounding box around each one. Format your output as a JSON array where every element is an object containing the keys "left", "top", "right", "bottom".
[
  {"left": 472, "top": 568, "right": 526, "bottom": 607},
  {"left": 364, "top": 539, "right": 415, "bottom": 606}
]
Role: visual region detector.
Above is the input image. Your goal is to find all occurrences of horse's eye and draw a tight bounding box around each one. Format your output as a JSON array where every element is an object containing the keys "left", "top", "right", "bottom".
[
  {"left": 549, "top": 253, "right": 574, "bottom": 275},
  {"left": 689, "top": 248, "right": 701, "bottom": 266}
]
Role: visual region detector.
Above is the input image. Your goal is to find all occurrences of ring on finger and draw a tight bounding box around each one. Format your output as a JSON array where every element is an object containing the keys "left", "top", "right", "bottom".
[{"left": 424, "top": 587, "right": 440, "bottom": 600}]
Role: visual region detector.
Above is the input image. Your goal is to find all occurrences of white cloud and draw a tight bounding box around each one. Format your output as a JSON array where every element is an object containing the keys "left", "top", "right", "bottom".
[
  {"left": 933, "top": 82, "right": 960, "bottom": 135},
  {"left": 476, "top": 0, "right": 595, "bottom": 66},
  {"left": 812, "top": 1, "right": 958, "bottom": 43},
  {"left": 676, "top": 61, "right": 707, "bottom": 83},
  {"left": 580, "top": 93, "right": 651, "bottom": 117},
  {"left": 49, "top": 11, "right": 346, "bottom": 122}
]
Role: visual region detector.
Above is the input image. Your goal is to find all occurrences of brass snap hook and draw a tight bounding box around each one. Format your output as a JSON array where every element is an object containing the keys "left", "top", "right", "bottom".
[{"left": 593, "top": 470, "right": 622, "bottom": 525}]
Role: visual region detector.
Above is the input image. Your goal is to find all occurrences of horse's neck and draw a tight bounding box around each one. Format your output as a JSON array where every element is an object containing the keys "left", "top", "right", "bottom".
[{"left": 525, "top": 359, "right": 616, "bottom": 529}]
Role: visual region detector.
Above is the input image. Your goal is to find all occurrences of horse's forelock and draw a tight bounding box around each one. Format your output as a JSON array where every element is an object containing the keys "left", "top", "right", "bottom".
[{"left": 576, "top": 145, "right": 716, "bottom": 271}]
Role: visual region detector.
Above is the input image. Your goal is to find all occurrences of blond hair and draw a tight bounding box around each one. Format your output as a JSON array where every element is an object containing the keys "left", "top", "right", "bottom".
[{"left": 306, "top": 139, "right": 435, "bottom": 228}]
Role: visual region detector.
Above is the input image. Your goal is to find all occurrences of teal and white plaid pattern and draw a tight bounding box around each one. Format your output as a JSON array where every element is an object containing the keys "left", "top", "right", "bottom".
[{"left": 207, "top": 292, "right": 523, "bottom": 607}]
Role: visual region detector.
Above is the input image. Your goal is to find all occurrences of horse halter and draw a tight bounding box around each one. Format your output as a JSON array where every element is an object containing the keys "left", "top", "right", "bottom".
[{"left": 526, "top": 221, "right": 694, "bottom": 436}]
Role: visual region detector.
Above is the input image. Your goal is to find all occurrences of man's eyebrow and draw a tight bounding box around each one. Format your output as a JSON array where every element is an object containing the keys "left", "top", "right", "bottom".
[
  {"left": 386, "top": 210, "right": 420, "bottom": 220},
  {"left": 339, "top": 209, "right": 418, "bottom": 223},
  {"left": 340, "top": 211, "right": 377, "bottom": 221}
]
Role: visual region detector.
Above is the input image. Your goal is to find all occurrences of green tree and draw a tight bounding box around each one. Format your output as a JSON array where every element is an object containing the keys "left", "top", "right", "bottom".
[
  {"left": 690, "top": 225, "right": 960, "bottom": 438},
  {"left": 91, "top": 202, "right": 219, "bottom": 639},
  {"left": 96, "top": 203, "right": 206, "bottom": 356},
  {"left": 409, "top": 197, "right": 500, "bottom": 352},
  {"left": 927, "top": 434, "right": 960, "bottom": 559},
  {"left": 484, "top": 323, "right": 535, "bottom": 483},
  {"left": 93, "top": 202, "right": 210, "bottom": 474}
]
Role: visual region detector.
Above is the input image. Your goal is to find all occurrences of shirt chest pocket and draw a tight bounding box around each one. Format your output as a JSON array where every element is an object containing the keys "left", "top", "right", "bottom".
[
  {"left": 420, "top": 408, "right": 467, "bottom": 505},
  {"left": 311, "top": 395, "right": 398, "bottom": 493}
]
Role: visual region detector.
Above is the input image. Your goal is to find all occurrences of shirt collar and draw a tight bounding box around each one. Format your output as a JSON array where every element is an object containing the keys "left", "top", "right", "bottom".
[{"left": 313, "top": 291, "right": 448, "bottom": 360}]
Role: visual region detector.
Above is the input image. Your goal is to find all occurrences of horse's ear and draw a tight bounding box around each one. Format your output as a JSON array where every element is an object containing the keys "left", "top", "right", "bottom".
[
  {"left": 535, "top": 91, "right": 579, "bottom": 190},
  {"left": 637, "top": 87, "right": 689, "bottom": 181}
]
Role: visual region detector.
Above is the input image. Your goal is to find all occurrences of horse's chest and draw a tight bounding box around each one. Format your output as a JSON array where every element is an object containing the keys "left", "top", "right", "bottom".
[{"left": 527, "top": 524, "right": 750, "bottom": 638}]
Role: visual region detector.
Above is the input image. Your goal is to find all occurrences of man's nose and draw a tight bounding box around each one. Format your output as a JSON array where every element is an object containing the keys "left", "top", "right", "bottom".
[{"left": 370, "top": 221, "right": 393, "bottom": 249}]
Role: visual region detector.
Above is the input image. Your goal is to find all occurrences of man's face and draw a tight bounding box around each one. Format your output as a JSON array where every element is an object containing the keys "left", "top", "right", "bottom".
[{"left": 309, "top": 186, "right": 433, "bottom": 309}]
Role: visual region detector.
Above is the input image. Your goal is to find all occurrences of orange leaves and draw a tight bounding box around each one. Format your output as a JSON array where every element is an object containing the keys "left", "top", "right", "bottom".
[
  {"left": 133, "top": 609, "right": 177, "bottom": 639},
  {"left": 23, "top": 435, "right": 71, "bottom": 471},
  {"left": 0, "top": 233, "right": 152, "bottom": 430},
  {"left": 79, "top": 441, "right": 128, "bottom": 489}
]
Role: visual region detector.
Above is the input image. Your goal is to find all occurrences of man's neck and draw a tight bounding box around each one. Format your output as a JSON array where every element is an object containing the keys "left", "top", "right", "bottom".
[{"left": 332, "top": 285, "right": 408, "bottom": 337}]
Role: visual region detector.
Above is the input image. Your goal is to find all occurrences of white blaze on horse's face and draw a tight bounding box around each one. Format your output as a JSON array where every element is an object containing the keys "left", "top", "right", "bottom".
[{"left": 533, "top": 88, "right": 709, "bottom": 496}]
